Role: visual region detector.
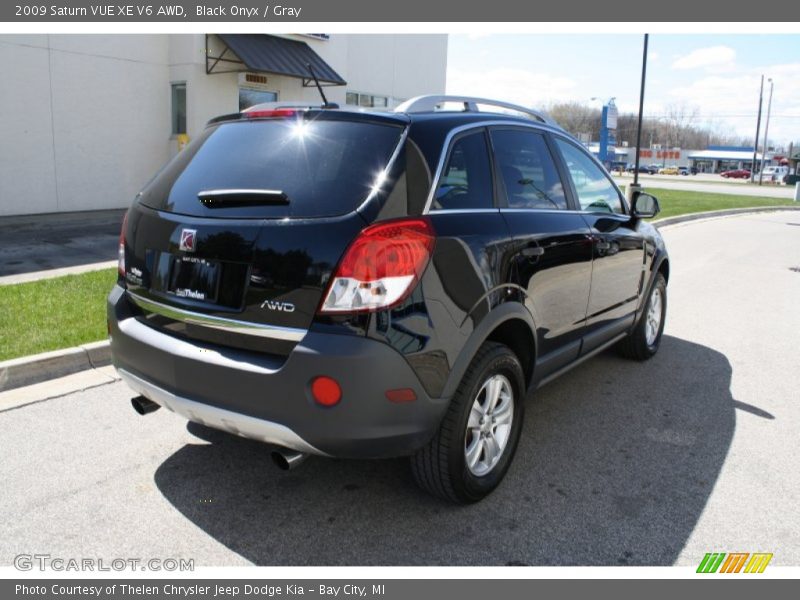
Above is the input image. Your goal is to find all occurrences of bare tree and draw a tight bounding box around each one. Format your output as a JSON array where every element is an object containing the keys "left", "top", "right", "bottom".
[
  {"left": 661, "top": 103, "right": 700, "bottom": 148},
  {"left": 546, "top": 102, "right": 601, "bottom": 142},
  {"left": 545, "top": 101, "right": 751, "bottom": 150}
]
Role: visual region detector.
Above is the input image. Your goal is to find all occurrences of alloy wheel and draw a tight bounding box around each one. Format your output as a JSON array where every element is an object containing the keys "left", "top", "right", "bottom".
[
  {"left": 645, "top": 287, "right": 663, "bottom": 346},
  {"left": 464, "top": 374, "right": 514, "bottom": 477}
]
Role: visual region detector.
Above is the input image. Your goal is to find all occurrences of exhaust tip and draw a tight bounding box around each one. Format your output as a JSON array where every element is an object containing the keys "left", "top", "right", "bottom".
[
  {"left": 131, "top": 395, "right": 161, "bottom": 416},
  {"left": 271, "top": 451, "right": 291, "bottom": 471},
  {"left": 271, "top": 449, "right": 307, "bottom": 471}
]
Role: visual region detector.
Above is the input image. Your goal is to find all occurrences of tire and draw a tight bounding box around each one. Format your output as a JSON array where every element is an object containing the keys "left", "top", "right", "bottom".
[
  {"left": 617, "top": 272, "right": 667, "bottom": 361},
  {"left": 411, "top": 342, "right": 525, "bottom": 503}
]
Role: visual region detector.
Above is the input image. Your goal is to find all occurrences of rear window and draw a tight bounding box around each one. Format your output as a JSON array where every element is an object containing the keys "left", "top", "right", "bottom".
[{"left": 138, "top": 117, "right": 404, "bottom": 218}]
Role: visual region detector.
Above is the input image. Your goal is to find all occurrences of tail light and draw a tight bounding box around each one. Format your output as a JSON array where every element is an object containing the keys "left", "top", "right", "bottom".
[
  {"left": 243, "top": 108, "right": 297, "bottom": 119},
  {"left": 118, "top": 211, "right": 128, "bottom": 278},
  {"left": 319, "top": 217, "right": 435, "bottom": 314}
]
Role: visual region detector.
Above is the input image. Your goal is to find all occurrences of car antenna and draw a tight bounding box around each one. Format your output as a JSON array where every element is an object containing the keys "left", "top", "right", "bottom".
[{"left": 306, "top": 63, "right": 338, "bottom": 109}]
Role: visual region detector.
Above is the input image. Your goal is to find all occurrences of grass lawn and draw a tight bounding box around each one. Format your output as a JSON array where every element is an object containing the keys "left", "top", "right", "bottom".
[
  {"left": 646, "top": 188, "right": 795, "bottom": 220},
  {"left": 0, "top": 188, "right": 796, "bottom": 362},
  {"left": 0, "top": 268, "right": 116, "bottom": 361}
]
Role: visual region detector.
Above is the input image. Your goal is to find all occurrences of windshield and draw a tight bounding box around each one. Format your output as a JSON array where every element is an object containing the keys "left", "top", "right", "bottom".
[{"left": 138, "top": 116, "right": 404, "bottom": 218}]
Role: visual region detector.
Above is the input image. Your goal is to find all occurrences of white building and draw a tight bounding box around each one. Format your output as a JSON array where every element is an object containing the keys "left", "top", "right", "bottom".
[
  {"left": 686, "top": 146, "right": 763, "bottom": 173},
  {"left": 615, "top": 145, "right": 766, "bottom": 173},
  {"left": 0, "top": 34, "right": 448, "bottom": 217}
]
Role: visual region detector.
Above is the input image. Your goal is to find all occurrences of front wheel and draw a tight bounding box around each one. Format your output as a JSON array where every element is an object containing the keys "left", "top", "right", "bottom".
[
  {"left": 617, "top": 272, "right": 667, "bottom": 361},
  {"left": 411, "top": 342, "right": 525, "bottom": 503}
]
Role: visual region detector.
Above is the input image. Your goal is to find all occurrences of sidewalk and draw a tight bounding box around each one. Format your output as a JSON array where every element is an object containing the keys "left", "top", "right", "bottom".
[{"left": 0, "top": 209, "right": 125, "bottom": 282}]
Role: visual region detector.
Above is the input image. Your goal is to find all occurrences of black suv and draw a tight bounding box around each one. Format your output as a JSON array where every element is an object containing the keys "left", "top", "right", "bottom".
[{"left": 109, "top": 95, "right": 669, "bottom": 503}]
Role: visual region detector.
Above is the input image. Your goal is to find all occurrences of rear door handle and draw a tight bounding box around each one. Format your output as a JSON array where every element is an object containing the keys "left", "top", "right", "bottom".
[{"left": 521, "top": 246, "right": 545, "bottom": 257}]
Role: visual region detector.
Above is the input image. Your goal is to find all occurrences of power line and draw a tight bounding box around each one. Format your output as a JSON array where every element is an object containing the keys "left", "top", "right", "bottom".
[
  {"left": 641, "top": 114, "right": 800, "bottom": 119},
  {"left": 561, "top": 109, "right": 800, "bottom": 119}
]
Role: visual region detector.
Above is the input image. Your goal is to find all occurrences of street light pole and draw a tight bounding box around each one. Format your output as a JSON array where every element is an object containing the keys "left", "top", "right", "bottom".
[
  {"left": 758, "top": 79, "right": 774, "bottom": 186},
  {"left": 631, "top": 33, "right": 649, "bottom": 196},
  {"left": 750, "top": 75, "right": 764, "bottom": 183}
]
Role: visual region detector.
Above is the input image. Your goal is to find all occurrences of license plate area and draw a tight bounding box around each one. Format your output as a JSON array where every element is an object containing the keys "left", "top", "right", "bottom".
[{"left": 167, "top": 256, "right": 221, "bottom": 302}]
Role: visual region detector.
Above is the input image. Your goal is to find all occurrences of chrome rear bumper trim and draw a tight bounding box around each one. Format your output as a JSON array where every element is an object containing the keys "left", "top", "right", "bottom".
[
  {"left": 118, "top": 368, "right": 327, "bottom": 456},
  {"left": 127, "top": 291, "right": 306, "bottom": 342},
  {"left": 117, "top": 316, "right": 280, "bottom": 375}
]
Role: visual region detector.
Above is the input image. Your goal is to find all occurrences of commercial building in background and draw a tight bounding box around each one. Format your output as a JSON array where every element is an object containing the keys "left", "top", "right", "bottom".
[
  {"left": 686, "top": 146, "right": 764, "bottom": 174},
  {"left": 0, "top": 34, "right": 448, "bottom": 217},
  {"left": 611, "top": 145, "right": 770, "bottom": 174},
  {"left": 788, "top": 150, "right": 800, "bottom": 183}
]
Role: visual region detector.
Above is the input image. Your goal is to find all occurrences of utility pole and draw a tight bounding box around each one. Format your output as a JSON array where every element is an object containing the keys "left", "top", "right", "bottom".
[
  {"left": 750, "top": 75, "right": 764, "bottom": 183},
  {"left": 758, "top": 79, "right": 774, "bottom": 186}
]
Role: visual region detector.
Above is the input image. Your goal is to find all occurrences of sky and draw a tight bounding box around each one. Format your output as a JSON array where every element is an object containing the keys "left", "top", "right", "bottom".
[{"left": 446, "top": 34, "right": 800, "bottom": 148}]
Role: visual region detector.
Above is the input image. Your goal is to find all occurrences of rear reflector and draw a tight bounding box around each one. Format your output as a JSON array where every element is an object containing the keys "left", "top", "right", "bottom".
[
  {"left": 385, "top": 388, "right": 417, "bottom": 403},
  {"left": 310, "top": 376, "right": 342, "bottom": 407},
  {"left": 118, "top": 211, "right": 128, "bottom": 277},
  {"left": 319, "top": 217, "right": 435, "bottom": 314}
]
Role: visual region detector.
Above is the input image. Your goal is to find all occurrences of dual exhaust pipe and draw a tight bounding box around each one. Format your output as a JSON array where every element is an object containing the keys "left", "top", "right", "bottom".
[{"left": 130, "top": 395, "right": 307, "bottom": 470}]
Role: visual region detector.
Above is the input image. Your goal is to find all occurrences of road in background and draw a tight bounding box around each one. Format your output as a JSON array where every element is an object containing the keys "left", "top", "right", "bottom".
[
  {"left": 0, "top": 210, "right": 124, "bottom": 278},
  {"left": 1, "top": 180, "right": 793, "bottom": 283},
  {"left": 1, "top": 212, "right": 799, "bottom": 566},
  {"left": 614, "top": 174, "right": 795, "bottom": 199}
]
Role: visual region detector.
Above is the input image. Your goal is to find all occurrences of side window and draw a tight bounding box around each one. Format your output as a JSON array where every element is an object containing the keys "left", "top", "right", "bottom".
[
  {"left": 491, "top": 129, "right": 567, "bottom": 210},
  {"left": 555, "top": 139, "right": 625, "bottom": 214},
  {"left": 433, "top": 131, "right": 493, "bottom": 210}
]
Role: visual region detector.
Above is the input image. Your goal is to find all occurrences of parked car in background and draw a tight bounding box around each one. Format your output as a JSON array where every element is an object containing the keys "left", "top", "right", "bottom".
[
  {"left": 720, "top": 169, "right": 751, "bottom": 179},
  {"left": 678, "top": 166, "right": 697, "bottom": 176},
  {"left": 626, "top": 165, "right": 649, "bottom": 174},
  {"left": 761, "top": 166, "right": 789, "bottom": 183},
  {"left": 658, "top": 166, "right": 679, "bottom": 175},
  {"left": 108, "top": 94, "right": 670, "bottom": 503}
]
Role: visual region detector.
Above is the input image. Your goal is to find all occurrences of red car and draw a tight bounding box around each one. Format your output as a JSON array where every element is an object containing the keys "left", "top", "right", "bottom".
[{"left": 720, "top": 169, "right": 751, "bottom": 179}]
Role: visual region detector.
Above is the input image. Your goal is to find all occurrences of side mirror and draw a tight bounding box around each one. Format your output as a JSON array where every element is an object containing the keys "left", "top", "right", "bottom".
[{"left": 632, "top": 192, "right": 660, "bottom": 219}]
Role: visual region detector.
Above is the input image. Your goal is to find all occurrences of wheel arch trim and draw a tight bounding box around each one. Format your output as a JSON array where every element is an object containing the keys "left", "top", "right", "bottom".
[
  {"left": 440, "top": 302, "right": 537, "bottom": 400},
  {"left": 634, "top": 252, "right": 669, "bottom": 325}
]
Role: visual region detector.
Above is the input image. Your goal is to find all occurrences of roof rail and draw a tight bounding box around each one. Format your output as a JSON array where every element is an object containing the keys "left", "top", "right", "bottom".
[{"left": 394, "top": 95, "right": 559, "bottom": 127}]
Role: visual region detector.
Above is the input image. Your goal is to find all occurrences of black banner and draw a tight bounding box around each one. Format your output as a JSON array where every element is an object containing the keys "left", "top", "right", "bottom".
[
  {"left": 3, "top": 0, "right": 800, "bottom": 22},
  {"left": 3, "top": 579, "right": 796, "bottom": 600}
]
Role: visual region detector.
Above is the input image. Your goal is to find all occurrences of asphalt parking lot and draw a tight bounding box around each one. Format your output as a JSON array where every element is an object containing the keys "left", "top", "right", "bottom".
[
  {"left": 0, "top": 209, "right": 124, "bottom": 279},
  {"left": 1, "top": 211, "right": 799, "bottom": 566}
]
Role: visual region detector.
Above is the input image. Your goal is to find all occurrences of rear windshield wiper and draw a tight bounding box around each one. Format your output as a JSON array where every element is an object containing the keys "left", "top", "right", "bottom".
[{"left": 198, "top": 189, "right": 289, "bottom": 208}]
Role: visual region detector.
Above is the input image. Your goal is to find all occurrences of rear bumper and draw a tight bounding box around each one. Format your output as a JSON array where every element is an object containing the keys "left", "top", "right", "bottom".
[
  {"left": 108, "top": 285, "right": 448, "bottom": 458},
  {"left": 119, "top": 368, "right": 325, "bottom": 454}
]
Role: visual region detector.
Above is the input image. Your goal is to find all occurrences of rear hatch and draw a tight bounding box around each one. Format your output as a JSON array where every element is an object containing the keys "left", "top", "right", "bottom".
[{"left": 121, "top": 110, "right": 407, "bottom": 355}]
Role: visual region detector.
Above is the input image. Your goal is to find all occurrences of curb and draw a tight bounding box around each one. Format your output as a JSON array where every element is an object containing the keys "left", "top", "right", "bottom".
[
  {"left": 0, "top": 340, "right": 111, "bottom": 392},
  {"left": 653, "top": 205, "right": 800, "bottom": 229},
  {"left": 0, "top": 260, "right": 117, "bottom": 286}
]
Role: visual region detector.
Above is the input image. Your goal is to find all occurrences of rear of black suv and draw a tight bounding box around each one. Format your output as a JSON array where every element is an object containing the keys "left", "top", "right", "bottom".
[
  {"left": 109, "top": 100, "right": 669, "bottom": 503},
  {"left": 109, "top": 108, "right": 451, "bottom": 459}
]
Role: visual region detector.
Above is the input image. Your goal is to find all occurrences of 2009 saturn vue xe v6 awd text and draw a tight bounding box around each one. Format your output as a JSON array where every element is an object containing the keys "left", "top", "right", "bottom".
[{"left": 108, "top": 95, "right": 669, "bottom": 503}]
